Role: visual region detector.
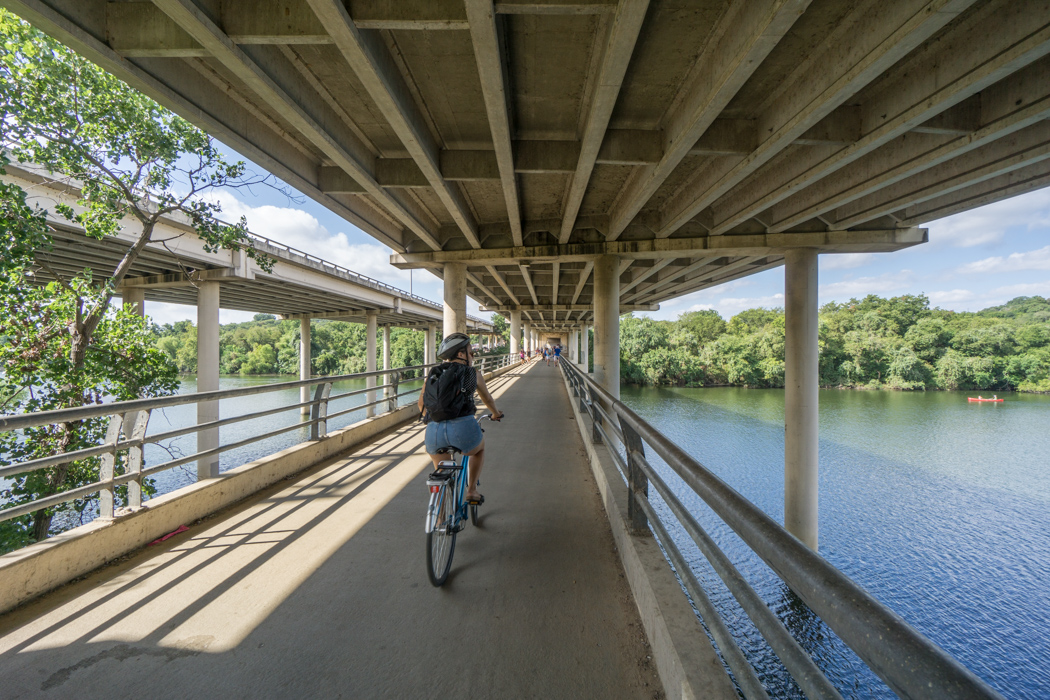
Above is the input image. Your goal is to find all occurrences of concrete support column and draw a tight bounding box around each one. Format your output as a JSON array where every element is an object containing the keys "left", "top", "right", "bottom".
[
  {"left": 524, "top": 322, "right": 532, "bottom": 354},
  {"left": 593, "top": 255, "right": 620, "bottom": 399},
  {"left": 300, "top": 318, "right": 311, "bottom": 415},
  {"left": 122, "top": 287, "right": 145, "bottom": 318},
  {"left": 784, "top": 249, "right": 820, "bottom": 550},
  {"left": 366, "top": 310, "right": 378, "bottom": 418},
  {"left": 196, "top": 281, "right": 220, "bottom": 479},
  {"left": 382, "top": 325, "right": 392, "bottom": 410},
  {"left": 443, "top": 262, "right": 467, "bottom": 336},
  {"left": 425, "top": 324, "right": 436, "bottom": 364},
  {"left": 582, "top": 324, "right": 590, "bottom": 372}
]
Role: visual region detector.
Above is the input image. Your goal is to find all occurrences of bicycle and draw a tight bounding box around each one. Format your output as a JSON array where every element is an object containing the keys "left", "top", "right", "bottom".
[{"left": 424, "top": 413, "right": 501, "bottom": 587}]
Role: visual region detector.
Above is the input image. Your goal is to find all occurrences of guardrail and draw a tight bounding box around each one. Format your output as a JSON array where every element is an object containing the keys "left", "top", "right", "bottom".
[
  {"left": 245, "top": 233, "right": 490, "bottom": 327},
  {"left": 560, "top": 361, "right": 1002, "bottom": 700},
  {"left": 0, "top": 354, "right": 517, "bottom": 526}
]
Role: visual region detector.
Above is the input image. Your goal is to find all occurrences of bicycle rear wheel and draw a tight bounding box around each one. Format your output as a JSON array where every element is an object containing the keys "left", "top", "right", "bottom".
[{"left": 426, "top": 481, "right": 458, "bottom": 586}]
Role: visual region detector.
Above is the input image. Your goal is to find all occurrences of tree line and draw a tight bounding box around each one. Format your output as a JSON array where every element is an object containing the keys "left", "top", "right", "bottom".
[
  {"left": 153, "top": 314, "right": 498, "bottom": 378},
  {"left": 618, "top": 294, "right": 1050, "bottom": 392}
]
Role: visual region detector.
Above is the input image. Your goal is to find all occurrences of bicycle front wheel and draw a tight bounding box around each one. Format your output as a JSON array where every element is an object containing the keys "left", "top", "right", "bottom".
[{"left": 426, "top": 481, "right": 458, "bottom": 586}]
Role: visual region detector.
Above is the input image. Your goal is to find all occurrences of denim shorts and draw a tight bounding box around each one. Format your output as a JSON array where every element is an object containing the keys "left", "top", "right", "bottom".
[{"left": 425, "top": 414, "right": 483, "bottom": 455}]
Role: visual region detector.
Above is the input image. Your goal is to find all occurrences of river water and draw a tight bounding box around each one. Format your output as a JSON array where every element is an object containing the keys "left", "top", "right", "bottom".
[
  {"left": 142, "top": 374, "right": 421, "bottom": 498},
  {"left": 619, "top": 386, "right": 1050, "bottom": 699}
]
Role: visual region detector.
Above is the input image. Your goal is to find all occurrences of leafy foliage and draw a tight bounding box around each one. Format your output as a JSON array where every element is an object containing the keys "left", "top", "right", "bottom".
[
  {"left": 0, "top": 10, "right": 284, "bottom": 548},
  {"left": 619, "top": 294, "right": 1050, "bottom": 392}
]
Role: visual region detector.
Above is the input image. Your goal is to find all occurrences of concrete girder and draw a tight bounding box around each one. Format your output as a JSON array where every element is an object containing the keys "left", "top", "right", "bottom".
[
  {"left": 706, "top": 0, "right": 1050, "bottom": 236},
  {"left": 898, "top": 158, "right": 1050, "bottom": 226},
  {"left": 637, "top": 259, "right": 786, "bottom": 306},
  {"left": 655, "top": 0, "right": 978, "bottom": 240},
  {"left": 150, "top": 0, "right": 444, "bottom": 251},
  {"left": 304, "top": 0, "right": 481, "bottom": 249},
  {"left": 465, "top": 271, "right": 503, "bottom": 307},
  {"left": 484, "top": 265, "right": 521, "bottom": 306},
  {"left": 624, "top": 257, "right": 723, "bottom": 303},
  {"left": 551, "top": 262, "right": 561, "bottom": 305},
  {"left": 833, "top": 120, "right": 1050, "bottom": 229},
  {"left": 618, "top": 258, "right": 674, "bottom": 295},
  {"left": 558, "top": 0, "right": 650, "bottom": 243},
  {"left": 519, "top": 264, "right": 539, "bottom": 304},
  {"left": 464, "top": 0, "right": 524, "bottom": 246},
  {"left": 606, "top": 0, "right": 814, "bottom": 241},
  {"left": 769, "top": 60, "right": 1050, "bottom": 231},
  {"left": 390, "top": 228, "right": 927, "bottom": 268},
  {"left": 628, "top": 256, "right": 767, "bottom": 304},
  {"left": 571, "top": 261, "right": 594, "bottom": 304}
]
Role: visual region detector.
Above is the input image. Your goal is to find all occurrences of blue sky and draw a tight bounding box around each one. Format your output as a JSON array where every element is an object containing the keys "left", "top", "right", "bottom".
[{"left": 146, "top": 144, "right": 1050, "bottom": 326}]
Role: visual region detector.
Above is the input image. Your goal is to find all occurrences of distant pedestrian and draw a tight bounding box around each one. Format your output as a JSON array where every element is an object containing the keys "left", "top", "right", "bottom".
[{"left": 553, "top": 345, "right": 561, "bottom": 366}]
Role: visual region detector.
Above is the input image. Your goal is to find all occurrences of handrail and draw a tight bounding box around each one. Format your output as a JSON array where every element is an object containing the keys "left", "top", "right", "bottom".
[
  {"left": 560, "top": 360, "right": 1003, "bottom": 700},
  {"left": 0, "top": 353, "right": 517, "bottom": 527}
]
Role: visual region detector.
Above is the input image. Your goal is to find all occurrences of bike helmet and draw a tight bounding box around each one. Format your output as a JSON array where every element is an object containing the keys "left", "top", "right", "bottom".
[{"left": 437, "top": 332, "right": 471, "bottom": 360}]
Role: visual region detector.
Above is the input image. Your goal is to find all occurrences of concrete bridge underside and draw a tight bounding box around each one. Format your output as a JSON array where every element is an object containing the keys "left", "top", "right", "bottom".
[{"left": 0, "top": 364, "right": 701, "bottom": 699}]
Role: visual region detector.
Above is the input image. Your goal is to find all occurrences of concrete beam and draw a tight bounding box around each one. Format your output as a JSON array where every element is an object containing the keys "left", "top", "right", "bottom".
[
  {"left": 619, "top": 258, "right": 674, "bottom": 295},
  {"left": 305, "top": 0, "right": 481, "bottom": 248},
  {"left": 771, "top": 62, "right": 1050, "bottom": 231},
  {"left": 833, "top": 120, "right": 1050, "bottom": 228},
  {"left": 480, "top": 303, "right": 658, "bottom": 312},
  {"left": 390, "top": 228, "right": 927, "bottom": 267},
  {"left": 221, "top": 0, "right": 331, "bottom": 44},
  {"left": 689, "top": 119, "right": 755, "bottom": 156},
  {"left": 559, "top": 0, "right": 651, "bottom": 243},
  {"left": 899, "top": 158, "right": 1050, "bottom": 225},
  {"left": 348, "top": 0, "right": 469, "bottom": 29},
  {"left": 707, "top": 0, "right": 1050, "bottom": 236},
  {"left": 519, "top": 264, "right": 539, "bottom": 304},
  {"left": 465, "top": 0, "right": 524, "bottom": 246},
  {"left": 657, "top": 0, "right": 978, "bottom": 239},
  {"left": 515, "top": 140, "right": 580, "bottom": 173},
  {"left": 148, "top": 0, "right": 442, "bottom": 251},
  {"left": 607, "top": 0, "right": 812, "bottom": 240},
  {"left": 105, "top": 2, "right": 206, "bottom": 57},
  {"left": 628, "top": 256, "right": 765, "bottom": 303},
  {"left": 495, "top": 1, "right": 616, "bottom": 14},
  {"left": 117, "top": 268, "right": 253, "bottom": 290},
  {"left": 571, "top": 261, "right": 594, "bottom": 304}
]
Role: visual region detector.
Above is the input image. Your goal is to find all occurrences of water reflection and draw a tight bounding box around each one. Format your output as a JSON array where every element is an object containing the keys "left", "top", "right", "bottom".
[{"left": 622, "top": 386, "right": 1049, "bottom": 699}]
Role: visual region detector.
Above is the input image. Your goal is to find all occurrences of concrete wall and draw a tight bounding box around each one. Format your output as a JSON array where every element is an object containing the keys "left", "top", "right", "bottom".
[
  {"left": 0, "top": 362, "right": 518, "bottom": 614},
  {"left": 558, "top": 364, "right": 737, "bottom": 700}
]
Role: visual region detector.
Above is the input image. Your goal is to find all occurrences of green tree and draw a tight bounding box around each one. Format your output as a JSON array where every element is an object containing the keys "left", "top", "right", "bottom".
[{"left": 0, "top": 11, "right": 278, "bottom": 546}]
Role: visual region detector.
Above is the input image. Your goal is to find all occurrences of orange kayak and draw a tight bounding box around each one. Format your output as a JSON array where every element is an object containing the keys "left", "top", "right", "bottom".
[{"left": 968, "top": 397, "right": 1003, "bottom": 402}]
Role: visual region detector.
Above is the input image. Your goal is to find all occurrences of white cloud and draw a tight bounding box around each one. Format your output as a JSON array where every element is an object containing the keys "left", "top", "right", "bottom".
[
  {"left": 821, "top": 253, "right": 874, "bottom": 270},
  {"left": 989, "top": 281, "right": 1050, "bottom": 297},
  {"left": 208, "top": 192, "right": 414, "bottom": 287},
  {"left": 955, "top": 245, "right": 1050, "bottom": 274},
  {"left": 818, "top": 271, "right": 915, "bottom": 299},
  {"left": 926, "top": 189, "right": 1050, "bottom": 248},
  {"left": 928, "top": 289, "right": 975, "bottom": 305}
]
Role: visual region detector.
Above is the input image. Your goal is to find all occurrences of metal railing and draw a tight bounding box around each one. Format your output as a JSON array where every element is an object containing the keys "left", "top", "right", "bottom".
[
  {"left": 0, "top": 353, "right": 517, "bottom": 526},
  {"left": 245, "top": 233, "right": 490, "bottom": 327},
  {"left": 560, "top": 360, "right": 1003, "bottom": 700}
]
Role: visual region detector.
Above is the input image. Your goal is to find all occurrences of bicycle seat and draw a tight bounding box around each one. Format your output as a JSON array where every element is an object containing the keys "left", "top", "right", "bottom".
[{"left": 435, "top": 446, "right": 462, "bottom": 454}]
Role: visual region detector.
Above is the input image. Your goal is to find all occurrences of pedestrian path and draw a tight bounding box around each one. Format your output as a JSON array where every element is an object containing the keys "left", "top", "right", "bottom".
[{"left": 0, "top": 361, "right": 663, "bottom": 699}]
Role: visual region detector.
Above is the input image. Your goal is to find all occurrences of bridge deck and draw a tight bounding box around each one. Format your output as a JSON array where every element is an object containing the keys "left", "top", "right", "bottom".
[{"left": 0, "top": 362, "right": 663, "bottom": 698}]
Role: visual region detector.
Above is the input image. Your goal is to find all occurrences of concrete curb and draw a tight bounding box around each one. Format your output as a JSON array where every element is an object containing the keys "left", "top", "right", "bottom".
[
  {"left": 557, "top": 366, "right": 737, "bottom": 700},
  {"left": 0, "top": 362, "right": 519, "bottom": 615}
]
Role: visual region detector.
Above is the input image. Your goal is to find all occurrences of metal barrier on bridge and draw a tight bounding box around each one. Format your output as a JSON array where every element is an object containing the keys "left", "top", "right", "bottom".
[
  {"left": 560, "top": 360, "right": 1002, "bottom": 700},
  {"left": 0, "top": 353, "right": 517, "bottom": 527}
]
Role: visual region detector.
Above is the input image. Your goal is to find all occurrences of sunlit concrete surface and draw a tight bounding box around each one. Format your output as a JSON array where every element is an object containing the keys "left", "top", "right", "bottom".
[{"left": 0, "top": 363, "right": 663, "bottom": 699}]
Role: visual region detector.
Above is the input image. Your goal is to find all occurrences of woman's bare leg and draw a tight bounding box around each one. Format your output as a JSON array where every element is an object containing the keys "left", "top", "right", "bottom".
[{"left": 465, "top": 440, "right": 485, "bottom": 501}]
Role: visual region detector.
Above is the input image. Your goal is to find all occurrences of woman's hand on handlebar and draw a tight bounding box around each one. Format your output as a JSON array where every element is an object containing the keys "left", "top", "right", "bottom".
[{"left": 489, "top": 410, "right": 504, "bottom": 422}]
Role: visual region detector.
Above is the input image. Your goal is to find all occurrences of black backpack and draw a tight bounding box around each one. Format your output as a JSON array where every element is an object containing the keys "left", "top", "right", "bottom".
[{"left": 422, "top": 362, "right": 474, "bottom": 423}]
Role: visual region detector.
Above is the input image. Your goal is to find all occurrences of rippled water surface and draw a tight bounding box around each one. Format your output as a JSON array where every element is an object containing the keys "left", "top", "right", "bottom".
[{"left": 619, "top": 386, "right": 1050, "bottom": 699}]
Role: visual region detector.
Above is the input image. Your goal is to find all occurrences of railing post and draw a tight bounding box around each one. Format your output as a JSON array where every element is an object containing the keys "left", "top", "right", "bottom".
[
  {"left": 389, "top": 371, "right": 400, "bottom": 413},
  {"left": 620, "top": 416, "right": 649, "bottom": 534},
  {"left": 310, "top": 382, "right": 332, "bottom": 440},
  {"left": 588, "top": 387, "right": 603, "bottom": 445},
  {"left": 124, "top": 409, "right": 151, "bottom": 512},
  {"left": 97, "top": 413, "right": 124, "bottom": 520}
]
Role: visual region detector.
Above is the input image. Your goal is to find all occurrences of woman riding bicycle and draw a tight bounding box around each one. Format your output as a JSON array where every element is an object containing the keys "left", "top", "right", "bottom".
[{"left": 418, "top": 333, "right": 503, "bottom": 505}]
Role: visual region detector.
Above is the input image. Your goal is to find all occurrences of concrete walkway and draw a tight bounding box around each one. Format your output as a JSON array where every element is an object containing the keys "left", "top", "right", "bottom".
[{"left": 0, "top": 361, "right": 663, "bottom": 699}]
